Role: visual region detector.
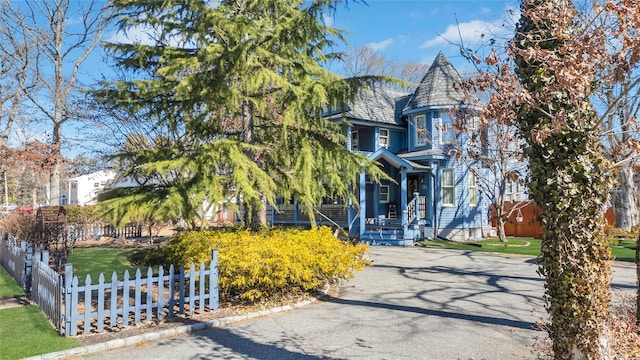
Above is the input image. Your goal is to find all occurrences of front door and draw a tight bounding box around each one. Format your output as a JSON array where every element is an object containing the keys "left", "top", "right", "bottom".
[
  {"left": 365, "top": 183, "right": 374, "bottom": 219},
  {"left": 408, "top": 175, "right": 420, "bottom": 201}
]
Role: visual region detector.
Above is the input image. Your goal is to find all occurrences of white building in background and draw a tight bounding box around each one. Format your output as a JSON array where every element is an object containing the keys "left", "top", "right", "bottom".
[{"left": 67, "top": 170, "right": 116, "bottom": 205}]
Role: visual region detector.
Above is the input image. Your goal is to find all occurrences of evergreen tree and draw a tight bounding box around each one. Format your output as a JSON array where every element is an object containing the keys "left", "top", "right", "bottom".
[
  {"left": 95, "top": 0, "right": 386, "bottom": 229},
  {"left": 512, "top": 0, "right": 614, "bottom": 357}
]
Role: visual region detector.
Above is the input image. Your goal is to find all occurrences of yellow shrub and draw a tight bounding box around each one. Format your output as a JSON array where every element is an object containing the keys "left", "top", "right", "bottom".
[{"left": 164, "top": 227, "right": 370, "bottom": 302}]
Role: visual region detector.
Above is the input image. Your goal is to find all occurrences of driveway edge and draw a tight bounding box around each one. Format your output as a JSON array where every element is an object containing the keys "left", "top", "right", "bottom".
[{"left": 23, "top": 285, "right": 329, "bottom": 360}]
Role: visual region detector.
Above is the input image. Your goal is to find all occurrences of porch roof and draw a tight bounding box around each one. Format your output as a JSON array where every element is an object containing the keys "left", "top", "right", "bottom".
[
  {"left": 398, "top": 149, "right": 447, "bottom": 161},
  {"left": 369, "top": 148, "right": 431, "bottom": 171}
]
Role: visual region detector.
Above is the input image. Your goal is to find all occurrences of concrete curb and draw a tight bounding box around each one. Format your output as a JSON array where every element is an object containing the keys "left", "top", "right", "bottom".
[{"left": 23, "top": 285, "right": 329, "bottom": 360}]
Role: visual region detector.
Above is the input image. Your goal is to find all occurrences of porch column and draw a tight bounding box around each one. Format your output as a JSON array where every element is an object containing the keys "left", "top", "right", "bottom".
[
  {"left": 400, "top": 168, "right": 408, "bottom": 215},
  {"left": 359, "top": 172, "right": 366, "bottom": 237}
]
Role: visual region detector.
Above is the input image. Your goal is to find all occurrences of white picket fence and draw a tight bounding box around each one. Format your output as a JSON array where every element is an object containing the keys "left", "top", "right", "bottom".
[
  {"left": 0, "top": 239, "right": 31, "bottom": 293},
  {"left": 0, "top": 238, "right": 219, "bottom": 337},
  {"left": 31, "top": 248, "right": 64, "bottom": 331},
  {"left": 63, "top": 253, "right": 219, "bottom": 336}
]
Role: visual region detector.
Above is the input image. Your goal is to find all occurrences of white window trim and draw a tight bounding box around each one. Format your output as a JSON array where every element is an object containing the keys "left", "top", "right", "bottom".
[
  {"left": 351, "top": 130, "right": 359, "bottom": 151},
  {"left": 379, "top": 185, "right": 390, "bottom": 203},
  {"left": 441, "top": 168, "right": 455, "bottom": 207},
  {"left": 440, "top": 118, "right": 454, "bottom": 145},
  {"left": 379, "top": 128, "right": 389, "bottom": 148},
  {"left": 469, "top": 172, "right": 477, "bottom": 207},
  {"left": 415, "top": 115, "right": 427, "bottom": 146}
]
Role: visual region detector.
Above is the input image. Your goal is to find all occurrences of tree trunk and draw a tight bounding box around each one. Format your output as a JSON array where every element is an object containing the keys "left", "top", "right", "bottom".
[
  {"left": 241, "top": 100, "right": 268, "bottom": 230},
  {"left": 612, "top": 165, "right": 638, "bottom": 231},
  {"left": 243, "top": 194, "right": 267, "bottom": 231},
  {"left": 495, "top": 198, "right": 508, "bottom": 243},
  {"left": 497, "top": 218, "right": 507, "bottom": 243},
  {"left": 49, "top": 122, "right": 62, "bottom": 206},
  {"left": 636, "top": 232, "right": 640, "bottom": 325}
]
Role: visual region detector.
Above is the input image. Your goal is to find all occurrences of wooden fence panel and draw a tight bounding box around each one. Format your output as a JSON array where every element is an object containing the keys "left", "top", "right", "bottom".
[
  {"left": 492, "top": 202, "right": 616, "bottom": 238},
  {"left": 63, "top": 250, "right": 219, "bottom": 336},
  {"left": 1, "top": 238, "right": 219, "bottom": 337},
  {"left": 0, "top": 239, "right": 30, "bottom": 292},
  {"left": 31, "top": 249, "right": 63, "bottom": 334}
]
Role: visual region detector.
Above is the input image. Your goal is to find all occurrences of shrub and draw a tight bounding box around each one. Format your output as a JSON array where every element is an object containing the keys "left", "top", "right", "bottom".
[
  {"left": 164, "top": 226, "right": 370, "bottom": 302},
  {"left": 0, "top": 212, "right": 35, "bottom": 241},
  {"left": 64, "top": 205, "right": 100, "bottom": 223},
  {"left": 130, "top": 248, "right": 168, "bottom": 267}
]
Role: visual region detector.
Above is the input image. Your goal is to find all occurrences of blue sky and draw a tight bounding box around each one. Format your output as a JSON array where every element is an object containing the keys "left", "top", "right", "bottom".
[{"left": 327, "top": 0, "right": 519, "bottom": 73}]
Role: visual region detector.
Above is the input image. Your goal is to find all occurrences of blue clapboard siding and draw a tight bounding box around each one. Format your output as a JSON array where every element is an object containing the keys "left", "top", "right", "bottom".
[{"left": 431, "top": 154, "right": 492, "bottom": 236}]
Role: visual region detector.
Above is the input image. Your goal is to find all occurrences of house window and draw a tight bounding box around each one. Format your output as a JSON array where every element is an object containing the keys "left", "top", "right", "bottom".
[
  {"left": 379, "top": 185, "right": 390, "bottom": 203},
  {"left": 351, "top": 130, "right": 359, "bottom": 151},
  {"left": 504, "top": 181, "right": 520, "bottom": 202},
  {"left": 415, "top": 115, "right": 427, "bottom": 146},
  {"left": 469, "top": 172, "right": 477, "bottom": 206},
  {"left": 441, "top": 168, "right": 455, "bottom": 206},
  {"left": 440, "top": 117, "right": 454, "bottom": 144},
  {"left": 379, "top": 128, "right": 389, "bottom": 148},
  {"left": 469, "top": 115, "right": 479, "bottom": 146}
]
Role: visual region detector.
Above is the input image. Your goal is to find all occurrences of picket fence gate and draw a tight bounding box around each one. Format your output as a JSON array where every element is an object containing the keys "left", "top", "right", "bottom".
[{"left": 0, "top": 238, "right": 219, "bottom": 337}]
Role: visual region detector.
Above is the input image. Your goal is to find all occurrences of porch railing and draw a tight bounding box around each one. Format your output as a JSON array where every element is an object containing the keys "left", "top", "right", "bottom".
[{"left": 407, "top": 194, "right": 426, "bottom": 224}]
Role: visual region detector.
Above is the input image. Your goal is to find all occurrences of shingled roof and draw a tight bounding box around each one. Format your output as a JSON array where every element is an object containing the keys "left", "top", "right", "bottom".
[
  {"left": 328, "top": 87, "right": 409, "bottom": 126},
  {"left": 402, "top": 51, "right": 472, "bottom": 112}
]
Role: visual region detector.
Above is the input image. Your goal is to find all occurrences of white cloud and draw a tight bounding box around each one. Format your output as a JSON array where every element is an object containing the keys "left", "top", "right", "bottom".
[
  {"left": 420, "top": 19, "right": 507, "bottom": 49},
  {"left": 107, "top": 25, "right": 158, "bottom": 46},
  {"left": 367, "top": 38, "right": 394, "bottom": 51},
  {"left": 323, "top": 13, "right": 334, "bottom": 27}
]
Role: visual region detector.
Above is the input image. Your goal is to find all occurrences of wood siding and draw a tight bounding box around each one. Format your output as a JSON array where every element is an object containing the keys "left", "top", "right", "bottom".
[{"left": 491, "top": 202, "right": 616, "bottom": 238}]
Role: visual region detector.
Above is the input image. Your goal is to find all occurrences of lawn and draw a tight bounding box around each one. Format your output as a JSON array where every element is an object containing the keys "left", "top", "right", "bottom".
[
  {"left": 0, "top": 305, "right": 80, "bottom": 359},
  {"left": 66, "top": 247, "right": 142, "bottom": 284},
  {"left": 417, "top": 237, "right": 636, "bottom": 262},
  {"left": 0, "top": 265, "right": 24, "bottom": 297}
]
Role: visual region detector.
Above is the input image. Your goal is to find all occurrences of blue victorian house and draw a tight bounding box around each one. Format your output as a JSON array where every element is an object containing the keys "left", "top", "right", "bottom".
[{"left": 269, "top": 52, "right": 492, "bottom": 244}]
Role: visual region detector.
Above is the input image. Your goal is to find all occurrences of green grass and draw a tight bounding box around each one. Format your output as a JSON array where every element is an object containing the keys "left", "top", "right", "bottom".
[
  {"left": 67, "top": 247, "right": 143, "bottom": 284},
  {"left": 0, "top": 305, "right": 80, "bottom": 359},
  {"left": 417, "top": 237, "right": 636, "bottom": 261},
  {"left": 0, "top": 265, "right": 24, "bottom": 297}
]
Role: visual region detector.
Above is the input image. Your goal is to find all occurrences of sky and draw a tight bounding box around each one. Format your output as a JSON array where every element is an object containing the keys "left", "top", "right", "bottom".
[{"left": 325, "top": 0, "right": 520, "bottom": 74}]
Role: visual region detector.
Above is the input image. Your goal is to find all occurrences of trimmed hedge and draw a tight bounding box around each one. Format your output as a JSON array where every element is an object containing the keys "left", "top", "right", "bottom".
[{"left": 164, "top": 226, "right": 370, "bottom": 302}]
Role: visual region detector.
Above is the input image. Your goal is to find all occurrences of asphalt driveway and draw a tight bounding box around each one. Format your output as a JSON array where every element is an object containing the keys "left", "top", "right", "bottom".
[{"left": 80, "top": 247, "right": 636, "bottom": 360}]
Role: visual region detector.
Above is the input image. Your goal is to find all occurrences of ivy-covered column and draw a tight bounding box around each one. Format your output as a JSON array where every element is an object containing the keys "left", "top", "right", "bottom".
[{"left": 512, "top": 0, "right": 614, "bottom": 358}]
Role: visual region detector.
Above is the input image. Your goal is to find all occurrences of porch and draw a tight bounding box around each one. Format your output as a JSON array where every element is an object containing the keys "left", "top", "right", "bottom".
[
  {"left": 268, "top": 203, "right": 349, "bottom": 227},
  {"left": 356, "top": 148, "right": 433, "bottom": 245},
  {"left": 360, "top": 194, "right": 429, "bottom": 245}
]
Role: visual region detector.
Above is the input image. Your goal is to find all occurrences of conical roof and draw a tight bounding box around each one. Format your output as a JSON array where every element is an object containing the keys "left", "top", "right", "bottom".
[{"left": 403, "top": 51, "right": 472, "bottom": 112}]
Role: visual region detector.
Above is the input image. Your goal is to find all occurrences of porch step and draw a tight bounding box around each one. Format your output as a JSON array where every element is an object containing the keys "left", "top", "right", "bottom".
[{"left": 360, "top": 229, "right": 414, "bottom": 246}]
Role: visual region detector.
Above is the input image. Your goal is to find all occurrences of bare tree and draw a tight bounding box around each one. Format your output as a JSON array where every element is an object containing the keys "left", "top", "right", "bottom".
[
  {"left": 1, "top": 0, "right": 112, "bottom": 205},
  {"left": 597, "top": 75, "right": 640, "bottom": 231},
  {"left": 454, "top": 104, "right": 530, "bottom": 242},
  {"left": 338, "top": 45, "right": 428, "bottom": 91}
]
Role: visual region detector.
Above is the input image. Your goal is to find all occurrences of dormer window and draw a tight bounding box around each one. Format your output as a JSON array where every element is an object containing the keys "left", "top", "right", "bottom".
[
  {"left": 415, "top": 115, "right": 427, "bottom": 146},
  {"left": 379, "top": 128, "right": 389, "bottom": 148},
  {"left": 351, "top": 130, "right": 359, "bottom": 151}
]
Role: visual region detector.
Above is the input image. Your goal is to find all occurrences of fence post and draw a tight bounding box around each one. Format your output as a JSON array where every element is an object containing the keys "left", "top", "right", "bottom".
[
  {"left": 210, "top": 250, "right": 218, "bottom": 310},
  {"left": 64, "top": 263, "right": 74, "bottom": 337},
  {"left": 24, "top": 242, "right": 33, "bottom": 295}
]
